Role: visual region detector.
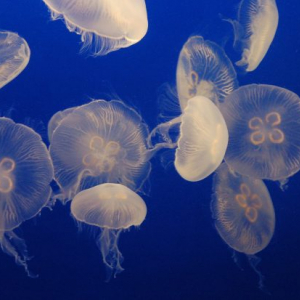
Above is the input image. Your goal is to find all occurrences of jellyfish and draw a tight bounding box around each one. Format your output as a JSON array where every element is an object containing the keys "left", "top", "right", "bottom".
[
  {"left": 0, "top": 117, "right": 54, "bottom": 276},
  {"left": 148, "top": 95, "right": 228, "bottom": 181},
  {"left": 220, "top": 84, "right": 300, "bottom": 182},
  {"left": 226, "top": 0, "right": 279, "bottom": 71},
  {"left": 47, "top": 106, "right": 76, "bottom": 142},
  {"left": 211, "top": 163, "right": 275, "bottom": 290},
  {"left": 43, "top": 0, "right": 148, "bottom": 56},
  {"left": 49, "top": 100, "right": 152, "bottom": 200},
  {"left": 71, "top": 183, "right": 146, "bottom": 279},
  {"left": 176, "top": 36, "right": 238, "bottom": 110},
  {"left": 0, "top": 31, "right": 30, "bottom": 89}
]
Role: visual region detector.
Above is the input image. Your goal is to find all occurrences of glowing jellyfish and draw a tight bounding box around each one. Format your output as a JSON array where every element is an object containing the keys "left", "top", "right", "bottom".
[
  {"left": 226, "top": 0, "right": 278, "bottom": 71},
  {"left": 211, "top": 163, "right": 275, "bottom": 289},
  {"left": 47, "top": 106, "right": 76, "bottom": 142},
  {"left": 148, "top": 95, "right": 228, "bottom": 181},
  {"left": 0, "top": 117, "right": 54, "bottom": 276},
  {"left": 221, "top": 84, "right": 300, "bottom": 182},
  {"left": 49, "top": 100, "right": 151, "bottom": 200},
  {"left": 0, "top": 31, "right": 30, "bottom": 89},
  {"left": 71, "top": 183, "right": 146, "bottom": 279},
  {"left": 176, "top": 36, "right": 238, "bottom": 110},
  {"left": 43, "top": 0, "right": 148, "bottom": 55}
]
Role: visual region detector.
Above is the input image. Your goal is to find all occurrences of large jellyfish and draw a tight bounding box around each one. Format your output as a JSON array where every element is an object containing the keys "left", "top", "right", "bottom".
[
  {"left": 226, "top": 0, "right": 279, "bottom": 71},
  {"left": 0, "top": 31, "right": 30, "bottom": 89},
  {"left": 0, "top": 117, "right": 54, "bottom": 276},
  {"left": 49, "top": 100, "right": 151, "bottom": 200},
  {"left": 211, "top": 163, "right": 275, "bottom": 289},
  {"left": 221, "top": 84, "right": 300, "bottom": 182},
  {"left": 71, "top": 183, "right": 147, "bottom": 279},
  {"left": 43, "top": 0, "right": 148, "bottom": 56},
  {"left": 176, "top": 36, "right": 238, "bottom": 110},
  {"left": 47, "top": 106, "right": 76, "bottom": 142},
  {"left": 148, "top": 95, "right": 228, "bottom": 181}
]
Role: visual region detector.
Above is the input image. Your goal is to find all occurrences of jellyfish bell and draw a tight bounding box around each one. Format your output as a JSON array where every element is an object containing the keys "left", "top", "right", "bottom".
[
  {"left": 226, "top": 0, "right": 278, "bottom": 71},
  {"left": 47, "top": 106, "right": 76, "bottom": 142},
  {"left": 49, "top": 100, "right": 152, "bottom": 201},
  {"left": 43, "top": 0, "right": 148, "bottom": 56},
  {"left": 211, "top": 163, "right": 275, "bottom": 290},
  {"left": 71, "top": 183, "right": 147, "bottom": 279},
  {"left": 0, "top": 31, "right": 30, "bottom": 89},
  {"left": 176, "top": 35, "right": 238, "bottom": 110},
  {"left": 221, "top": 84, "right": 300, "bottom": 182},
  {"left": 0, "top": 117, "right": 54, "bottom": 276},
  {"left": 148, "top": 95, "right": 228, "bottom": 182}
]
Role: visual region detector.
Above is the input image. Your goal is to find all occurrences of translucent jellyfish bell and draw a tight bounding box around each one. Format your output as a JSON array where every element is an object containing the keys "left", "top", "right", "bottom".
[
  {"left": 226, "top": 0, "right": 279, "bottom": 71},
  {"left": 221, "top": 84, "right": 300, "bottom": 182},
  {"left": 47, "top": 106, "right": 76, "bottom": 142},
  {"left": 148, "top": 95, "right": 228, "bottom": 181},
  {"left": 43, "top": 0, "right": 148, "bottom": 55},
  {"left": 211, "top": 163, "right": 275, "bottom": 289},
  {"left": 176, "top": 36, "right": 238, "bottom": 110},
  {"left": 0, "top": 117, "right": 54, "bottom": 276},
  {"left": 71, "top": 183, "right": 147, "bottom": 279},
  {"left": 49, "top": 100, "right": 151, "bottom": 200},
  {"left": 0, "top": 31, "right": 30, "bottom": 89}
]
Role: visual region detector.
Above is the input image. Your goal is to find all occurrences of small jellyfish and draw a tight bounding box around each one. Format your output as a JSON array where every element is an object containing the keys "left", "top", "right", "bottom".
[
  {"left": 226, "top": 0, "right": 279, "bottom": 71},
  {"left": 71, "top": 183, "right": 147, "bottom": 279},
  {"left": 176, "top": 36, "right": 238, "bottom": 110},
  {"left": 0, "top": 117, "right": 54, "bottom": 276},
  {"left": 47, "top": 106, "right": 76, "bottom": 142},
  {"left": 49, "top": 100, "right": 151, "bottom": 200},
  {"left": 221, "top": 84, "right": 300, "bottom": 182},
  {"left": 43, "top": 0, "right": 148, "bottom": 55},
  {"left": 211, "top": 163, "right": 275, "bottom": 289},
  {"left": 0, "top": 31, "right": 30, "bottom": 89},
  {"left": 148, "top": 95, "right": 228, "bottom": 181}
]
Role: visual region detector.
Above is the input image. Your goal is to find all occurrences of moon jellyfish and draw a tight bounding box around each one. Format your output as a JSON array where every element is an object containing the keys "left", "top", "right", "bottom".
[
  {"left": 211, "top": 163, "right": 275, "bottom": 290},
  {"left": 71, "top": 183, "right": 146, "bottom": 279},
  {"left": 176, "top": 36, "right": 238, "bottom": 110},
  {"left": 149, "top": 95, "right": 228, "bottom": 181},
  {"left": 221, "top": 84, "right": 300, "bottom": 182},
  {"left": 49, "top": 100, "right": 151, "bottom": 200},
  {"left": 43, "top": 0, "right": 148, "bottom": 55},
  {"left": 0, "top": 31, "right": 30, "bottom": 89},
  {"left": 0, "top": 117, "right": 54, "bottom": 276},
  {"left": 47, "top": 106, "right": 76, "bottom": 142},
  {"left": 227, "top": 0, "right": 279, "bottom": 71}
]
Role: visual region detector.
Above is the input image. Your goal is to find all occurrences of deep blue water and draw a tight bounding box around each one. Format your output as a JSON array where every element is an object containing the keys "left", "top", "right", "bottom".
[{"left": 1, "top": 0, "right": 300, "bottom": 299}]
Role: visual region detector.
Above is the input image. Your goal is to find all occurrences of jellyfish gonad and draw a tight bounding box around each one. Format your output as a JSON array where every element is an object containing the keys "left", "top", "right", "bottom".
[
  {"left": 148, "top": 95, "right": 228, "bottom": 182},
  {"left": 221, "top": 84, "right": 300, "bottom": 183},
  {"left": 176, "top": 36, "right": 238, "bottom": 110},
  {"left": 211, "top": 163, "right": 275, "bottom": 290},
  {"left": 0, "top": 117, "right": 54, "bottom": 276},
  {"left": 43, "top": 0, "right": 148, "bottom": 55},
  {"left": 71, "top": 183, "right": 147, "bottom": 279},
  {"left": 49, "top": 100, "right": 152, "bottom": 200},
  {"left": 0, "top": 31, "right": 30, "bottom": 89}
]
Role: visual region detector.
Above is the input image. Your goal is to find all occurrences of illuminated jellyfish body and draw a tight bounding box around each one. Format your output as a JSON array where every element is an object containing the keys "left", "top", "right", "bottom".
[
  {"left": 49, "top": 100, "right": 151, "bottom": 200},
  {"left": 0, "top": 117, "right": 54, "bottom": 276},
  {"left": 211, "top": 163, "right": 275, "bottom": 289},
  {"left": 221, "top": 84, "right": 300, "bottom": 182},
  {"left": 227, "top": 0, "right": 278, "bottom": 71},
  {"left": 43, "top": 0, "right": 148, "bottom": 55},
  {"left": 71, "top": 183, "right": 147, "bottom": 279},
  {"left": 0, "top": 31, "right": 30, "bottom": 89},
  {"left": 176, "top": 36, "right": 238, "bottom": 110},
  {"left": 47, "top": 106, "right": 76, "bottom": 142},
  {"left": 149, "top": 95, "right": 228, "bottom": 181}
]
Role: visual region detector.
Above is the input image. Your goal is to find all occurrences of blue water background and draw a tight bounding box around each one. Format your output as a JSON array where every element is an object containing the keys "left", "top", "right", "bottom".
[{"left": 0, "top": 0, "right": 300, "bottom": 299}]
